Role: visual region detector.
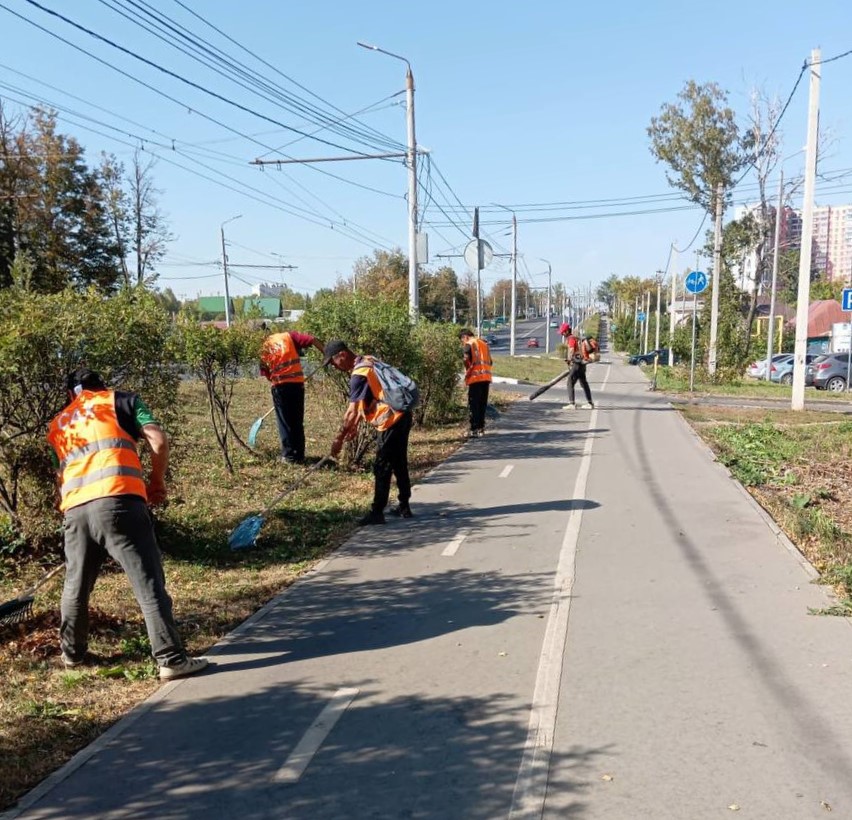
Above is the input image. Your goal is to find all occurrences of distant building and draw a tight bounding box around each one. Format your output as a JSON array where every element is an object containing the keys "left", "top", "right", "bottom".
[
  {"left": 243, "top": 297, "right": 281, "bottom": 319},
  {"left": 253, "top": 282, "right": 288, "bottom": 298},
  {"left": 812, "top": 205, "right": 852, "bottom": 283},
  {"left": 196, "top": 296, "right": 233, "bottom": 319},
  {"left": 733, "top": 203, "right": 802, "bottom": 292}
]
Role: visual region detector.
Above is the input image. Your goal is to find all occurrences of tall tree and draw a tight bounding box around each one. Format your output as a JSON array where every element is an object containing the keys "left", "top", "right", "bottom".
[
  {"left": 343, "top": 249, "right": 408, "bottom": 304},
  {"left": 647, "top": 81, "right": 747, "bottom": 211},
  {"left": 128, "top": 150, "right": 173, "bottom": 285}
]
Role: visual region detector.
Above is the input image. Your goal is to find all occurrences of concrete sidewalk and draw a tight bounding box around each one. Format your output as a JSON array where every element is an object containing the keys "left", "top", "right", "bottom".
[{"left": 6, "top": 354, "right": 852, "bottom": 820}]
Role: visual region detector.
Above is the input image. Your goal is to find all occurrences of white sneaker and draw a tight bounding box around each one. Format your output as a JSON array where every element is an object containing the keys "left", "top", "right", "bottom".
[
  {"left": 562, "top": 403, "right": 576, "bottom": 410},
  {"left": 159, "top": 656, "right": 209, "bottom": 681},
  {"left": 581, "top": 403, "right": 594, "bottom": 409}
]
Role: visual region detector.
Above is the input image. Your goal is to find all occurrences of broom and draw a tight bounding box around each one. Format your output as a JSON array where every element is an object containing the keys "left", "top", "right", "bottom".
[
  {"left": 229, "top": 456, "right": 334, "bottom": 550},
  {"left": 0, "top": 564, "right": 65, "bottom": 627}
]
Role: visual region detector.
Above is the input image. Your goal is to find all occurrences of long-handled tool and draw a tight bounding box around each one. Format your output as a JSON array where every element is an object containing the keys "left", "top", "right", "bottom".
[
  {"left": 229, "top": 456, "right": 333, "bottom": 550},
  {"left": 248, "top": 365, "right": 321, "bottom": 448},
  {"left": 247, "top": 408, "right": 274, "bottom": 448},
  {"left": 0, "top": 564, "right": 65, "bottom": 627},
  {"left": 528, "top": 367, "right": 572, "bottom": 401}
]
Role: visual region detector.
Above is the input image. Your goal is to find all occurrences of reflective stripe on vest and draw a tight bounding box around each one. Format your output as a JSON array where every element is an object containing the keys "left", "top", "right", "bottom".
[
  {"left": 47, "top": 390, "right": 147, "bottom": 512},
  {"left": 262, "top": 333, "right": 305, "bottom": 385},
  {"left": 352, "top": 357, "right": 404, "bottom": 431},
  {"left": 465, "top": 338, "right": 493, "bottom": 385},
  {"left": 59, "top": 437, "right": 138, "bottom": 471}
]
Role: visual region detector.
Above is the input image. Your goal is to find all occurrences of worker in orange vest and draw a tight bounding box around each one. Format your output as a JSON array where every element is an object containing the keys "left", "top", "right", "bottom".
[
  {"left": 459, "top": 328, "right": 493, "bottom": 438},
  {"left": 46, "top": 369, "right": 208, "bottom": 680},
  {"left": 324, "top": 339, "right": 414, "bottom": 525},
  {"left": 259, "top": 329, "right": 324, "bottom": 464}
]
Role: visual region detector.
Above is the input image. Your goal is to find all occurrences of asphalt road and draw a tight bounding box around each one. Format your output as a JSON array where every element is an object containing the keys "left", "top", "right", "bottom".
[{"left": 8, "top": 339, "right": 852, "bottom": 820}]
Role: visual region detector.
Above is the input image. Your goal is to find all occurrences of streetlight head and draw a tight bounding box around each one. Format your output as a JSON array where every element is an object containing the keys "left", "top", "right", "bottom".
[{"left": 357, "top": 41, "right": 378, "bottom": 51}]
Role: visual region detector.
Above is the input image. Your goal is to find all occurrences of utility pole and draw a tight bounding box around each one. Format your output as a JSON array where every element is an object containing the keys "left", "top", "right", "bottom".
[
  {"left": 473, "top": 206, "right": 483, "bottom": 337},
  {"left": 643, "top": 291, "right": 650, "bottom": 354},
  {"left": 452, "top": 295, "right": 457, "bottom": 325},
  {"left": 792, "top": 48, "right": 821, "bottom": 411},
  {"left": 510, "top": 215, "right": 518, "bottom": 356},
  {"left": 708, "top": 182, "right": 724, "bottom": 375},
  {"left": 766, "top": 170, "right": 784, "bottom": 381},
  {"left": 220, "top": 214, "right": 242, "bottom": 327},
  {"left": 404, "top": 61, "right": 419, "bottom": 320},
  {"left": 542, "top": 260, "right": 552, "bottom": 354},
  {"left": 655, "top": 271, "right": 663, "bottom": 351},
  {"left": 668, "top": 248, "right": 678, "bottom": 365}
]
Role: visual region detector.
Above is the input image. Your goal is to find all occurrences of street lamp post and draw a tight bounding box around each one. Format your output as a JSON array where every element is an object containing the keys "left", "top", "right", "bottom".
[
  {"left": 541, "top": 259, "right": 552, "bottom": 354},
  {"left": 358, "top": 42, "right": 418, "bottom": 320},
  {"left": 220, "top": 214, "right": 242, "bottom": 327},
  {"left": 492, "top": 204, "right": 518, "bottom": 355}
]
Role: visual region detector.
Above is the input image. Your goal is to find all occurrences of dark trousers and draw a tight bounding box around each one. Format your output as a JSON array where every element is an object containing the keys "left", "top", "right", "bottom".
[
  {"left": 61, "top": 495, "right": 186, "bottom": 667},
  {"left": 568, "top": 362, "right": 593, "bottom": 404},
  {"left": 271, "top": 381, "right": 306, "bottom": 463},
  {"left": 468, "top": 381, "right": 490, "bottom": 432},
  {"left": 372, "top": 412, "right": 412, "bottom": 513}
]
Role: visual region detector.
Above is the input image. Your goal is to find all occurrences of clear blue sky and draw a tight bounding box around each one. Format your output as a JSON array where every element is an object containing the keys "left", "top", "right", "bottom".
[{"left": 1, "top": 0, "right": 851, "bottom": 300}]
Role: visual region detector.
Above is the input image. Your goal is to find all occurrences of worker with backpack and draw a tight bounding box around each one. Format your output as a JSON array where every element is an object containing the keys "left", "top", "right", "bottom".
[
  {"left": 562, "top": 327, "right": 598, "bottom": 410},
  {"left": 323, "top": 339, "right": 419, "bottom": 525}
]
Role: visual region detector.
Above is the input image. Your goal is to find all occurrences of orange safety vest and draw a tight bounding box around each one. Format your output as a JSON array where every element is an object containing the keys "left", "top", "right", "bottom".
[
  {"left": 352, "top": 356, "right": 404, "bottom": 432},
  {"left": 47, "top": 390, "right": 147, "bottom": 512},
  {"left": 465, "top": 338, "right": 493, "bottom": 385},
  {"left": 261, "top": 332, "right": 304, "bottom": 386}
]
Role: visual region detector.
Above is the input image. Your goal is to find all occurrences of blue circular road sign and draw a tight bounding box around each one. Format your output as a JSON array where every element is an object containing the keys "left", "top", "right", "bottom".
[{"left": 685, "top": 270, "right": 708, "bottom": 294}]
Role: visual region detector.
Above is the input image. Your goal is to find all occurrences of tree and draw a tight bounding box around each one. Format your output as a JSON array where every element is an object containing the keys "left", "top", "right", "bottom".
[
  {"left": 649, "top": 80, "right": 749, "bottom": 377},
  {"left": 596, "top": 274, "right": 619, "bottom": 312},
  {"left": 128, "top": 150, "right": 174, "bottom": 285},
  {"left": 0, "top": 106, "right": 124, "bottom": 293},
  {"left": 648, "top": 81, "right": 747, "bottom": 210},
  {"left": 419, "top": 266, "right": 460, "bottom": 322},
  {"left": 343, "top": 249, "right": 408, "bottom": 305}
]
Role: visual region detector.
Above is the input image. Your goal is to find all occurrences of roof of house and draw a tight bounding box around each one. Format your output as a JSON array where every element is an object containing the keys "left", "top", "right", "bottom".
[
  {"left": 785, "top": 299, "right": 846, "bottom": 337},
  {"left": 243, "top": 297, "right": 280, "bottom": 318}
]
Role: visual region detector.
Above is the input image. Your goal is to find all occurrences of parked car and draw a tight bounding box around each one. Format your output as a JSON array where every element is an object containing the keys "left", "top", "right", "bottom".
[
  {"left": 526, "top": 338, "right": 539, "bottom": 348},
  {"left": 746, "top": 353, "right": 790, "bottom": 380},
  {"left": 549, "top": 320, "right": 559, "bottom": 328},
  {"left": 810, "top": 352, "right": 852, "bottom": 391},
  {"left": 628, "top": 348, "right": 674, "bottom": 366},
  {"left": 769, "top": 354, "right": 819, "bottom": 385}
]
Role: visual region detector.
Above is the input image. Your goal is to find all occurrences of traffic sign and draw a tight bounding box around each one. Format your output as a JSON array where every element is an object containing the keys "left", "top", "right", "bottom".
[
  {"left": 637, "top": 311, "right": 646, "bottom": 322},
  {"left": 464, "top": 239, "right": 493, "bottom": 270},
  {"left": 843, "top": 288, "right": 852, "bottom": 312},
  {"left": 685, "top": 270, "right": 708, "bottom": 294}
]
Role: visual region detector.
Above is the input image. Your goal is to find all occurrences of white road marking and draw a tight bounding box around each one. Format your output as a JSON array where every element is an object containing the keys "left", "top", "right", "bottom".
[
  {"left": 274, "top": 687, "right": 359, "bottom": 784},
  {"left": 510, "top": 363, "right": 611, "bottom": 818},
  {"left": 499, "top": 465, "right": 514, "bottom": 478},
  {"left": 441, "top": 528, "right": 470, "bottom": 557}
]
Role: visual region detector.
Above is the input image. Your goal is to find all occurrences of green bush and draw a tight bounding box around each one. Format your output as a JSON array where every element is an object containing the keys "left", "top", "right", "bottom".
[
  {"left": 300, "top": 293, "right": 462, "bottom": 425},
  {"left": 0, "top": 286, "right": 182, "bottom": 552}
]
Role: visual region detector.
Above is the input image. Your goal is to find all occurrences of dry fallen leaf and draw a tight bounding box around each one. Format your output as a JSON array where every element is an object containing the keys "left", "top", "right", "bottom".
[
  {"left": 601, "top": 774, "right": 613, "bottom": 782},
  {"left": 821, "top": 801, "right": 832, "bottom": 812},
  {"left": 728, "top": 805, "right": 740, "bottom": 812},
  {"left": 498, "top": 651, "right": 507, "bottom": 657}
]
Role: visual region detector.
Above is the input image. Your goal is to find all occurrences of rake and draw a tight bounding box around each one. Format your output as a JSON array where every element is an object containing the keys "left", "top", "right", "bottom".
[
  {"left": 0, "top": 564, "right": 65, "bottom": 627},
  {"left": 229, "top": 456, "right": 334, "bottom": 550},
  {"left": 247, "top": 365, "right": 322, "bottom": 448}
]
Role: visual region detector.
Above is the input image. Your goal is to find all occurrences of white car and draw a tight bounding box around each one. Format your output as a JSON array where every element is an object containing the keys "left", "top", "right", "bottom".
[{"left": 746, "top": 353, "right": 790, "bottom": 379}]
